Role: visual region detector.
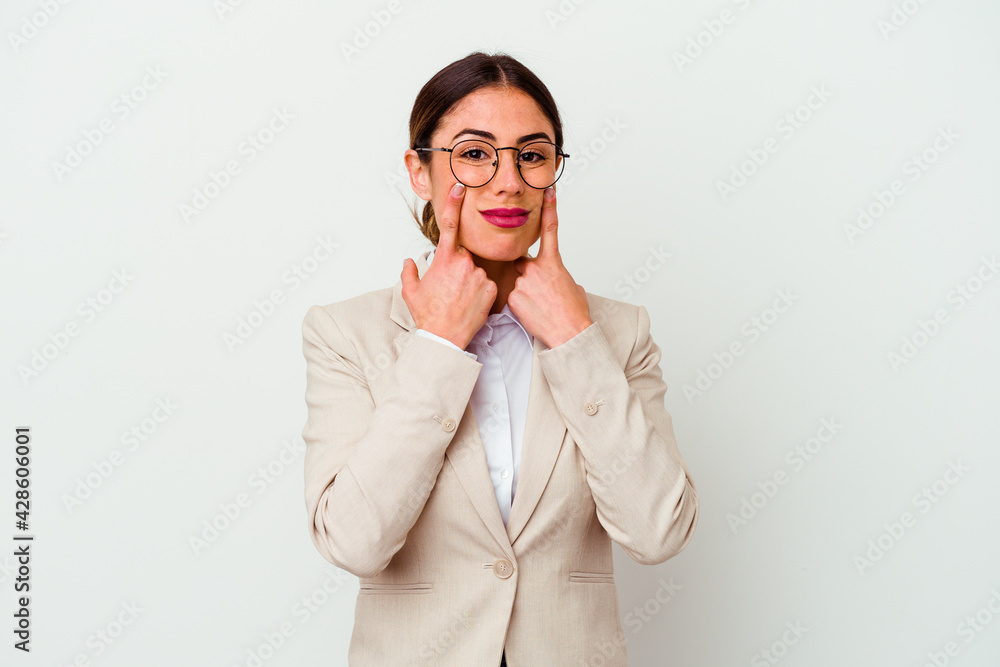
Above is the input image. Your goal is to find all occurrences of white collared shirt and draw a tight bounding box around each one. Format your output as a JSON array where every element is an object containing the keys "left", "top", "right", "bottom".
[{"left": 413, "top": 247, "right": 534, "bottom": 526}]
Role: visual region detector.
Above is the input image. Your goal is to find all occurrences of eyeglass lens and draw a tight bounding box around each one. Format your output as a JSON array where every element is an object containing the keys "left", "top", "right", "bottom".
[{"left": 449, "top": 140, "right": 564, "bottom": 189}]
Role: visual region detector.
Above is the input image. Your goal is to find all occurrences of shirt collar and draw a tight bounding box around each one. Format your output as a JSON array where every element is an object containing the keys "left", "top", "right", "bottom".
[{"left": 425, "top": 247, "right": 534, "bottom": 346}]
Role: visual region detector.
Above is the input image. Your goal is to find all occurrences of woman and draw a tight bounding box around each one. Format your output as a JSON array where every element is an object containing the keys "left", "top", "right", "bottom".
[{"left": 301, "top": 51, "right": 699, "bottom": 667}]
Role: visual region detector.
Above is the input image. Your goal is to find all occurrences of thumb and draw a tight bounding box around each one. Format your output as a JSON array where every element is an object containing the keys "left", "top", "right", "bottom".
[{"left": 401, "top": 257, "right": 419, "bottom": 290}]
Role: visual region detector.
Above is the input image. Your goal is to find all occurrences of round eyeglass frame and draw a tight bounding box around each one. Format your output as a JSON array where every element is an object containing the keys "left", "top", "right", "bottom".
[{"left": 415, "top": 139, "right": 571, "bottom": 189}]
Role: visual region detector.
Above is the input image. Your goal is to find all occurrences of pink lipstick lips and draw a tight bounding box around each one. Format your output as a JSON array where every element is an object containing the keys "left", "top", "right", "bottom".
[{"left": 480, "top": 207, "right": 529, "bottom": 228}]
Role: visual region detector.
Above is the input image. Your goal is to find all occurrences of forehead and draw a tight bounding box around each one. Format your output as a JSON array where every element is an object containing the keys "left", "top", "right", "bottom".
[{"left": 436, "top": 87, "right": 553, "bottom": 140}]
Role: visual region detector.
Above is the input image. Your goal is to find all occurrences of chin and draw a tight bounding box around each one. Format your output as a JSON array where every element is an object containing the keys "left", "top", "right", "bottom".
[
  {"left": 469, "top": 241, "right": 531, "bottom": 263},
  {"left": 472, "top": 249, "right": 521, "bottom": 262}
]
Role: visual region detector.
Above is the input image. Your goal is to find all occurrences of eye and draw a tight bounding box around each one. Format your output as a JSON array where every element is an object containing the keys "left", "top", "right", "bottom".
[
  {"left": 519, "top": 149, "right": 547, "bottom": 165},
  {"left": 454, "top": 141, "right": 494, "bottom": 163},
  {"left": 461, "top": 148, "right": 488, "bottom": 161}
]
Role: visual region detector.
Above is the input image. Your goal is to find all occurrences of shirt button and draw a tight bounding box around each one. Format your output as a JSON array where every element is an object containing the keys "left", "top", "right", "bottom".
[
  {"left": 493, "top": 558, "right": 513, "bottom": 579},
  {"left": 585, "top": 402, "right": 599, "bottom": 416},
  {"left": 441, "top": 418, "right": 456, "bottom": 432},
  {"left": 492, "top": 401, "right": 501, "bottom": 413},
  {"left": 500, "top": 468, "right": 510, "bottom": 479}
]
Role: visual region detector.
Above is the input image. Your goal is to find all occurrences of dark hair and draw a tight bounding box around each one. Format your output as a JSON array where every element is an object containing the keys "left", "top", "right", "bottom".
[{"left": 408, "top": 51, "right": 564, "bottom": 246}]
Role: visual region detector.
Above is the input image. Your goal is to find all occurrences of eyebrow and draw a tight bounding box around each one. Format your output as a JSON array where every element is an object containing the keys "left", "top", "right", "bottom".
[{"left": 450, "top": 128, "right": 553, "bottom": 144}]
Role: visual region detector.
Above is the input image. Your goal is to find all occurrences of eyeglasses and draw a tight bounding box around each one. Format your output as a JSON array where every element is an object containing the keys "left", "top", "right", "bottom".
[{"left": 415, "top": 139, "right": 570, "bottom": 189}]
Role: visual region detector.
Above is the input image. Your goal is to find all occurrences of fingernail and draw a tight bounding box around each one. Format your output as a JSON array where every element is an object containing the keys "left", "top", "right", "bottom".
[
  {"left": 545, "top": 186, "right": 555, "bottom": 200},
  {"left": 451, "top": 182, "right": 465, "bottom": 196}
]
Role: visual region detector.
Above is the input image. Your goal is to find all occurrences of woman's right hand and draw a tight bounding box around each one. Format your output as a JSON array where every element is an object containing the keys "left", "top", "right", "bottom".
[{"left": 401, "top": 182, "right": 496, "bottom": 351}]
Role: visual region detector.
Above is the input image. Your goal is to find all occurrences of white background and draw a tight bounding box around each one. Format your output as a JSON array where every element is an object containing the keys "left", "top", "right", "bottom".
[{"left": 2, "top": 0, "right": 999, "bottom": 665}]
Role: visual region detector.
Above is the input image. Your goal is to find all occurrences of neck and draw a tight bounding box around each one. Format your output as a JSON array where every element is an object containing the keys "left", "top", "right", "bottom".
[{"left": 471, "top": 254, "right": 522, "bottom": 315}]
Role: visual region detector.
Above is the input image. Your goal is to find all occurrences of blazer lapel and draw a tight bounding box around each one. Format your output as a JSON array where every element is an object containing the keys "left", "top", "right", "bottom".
[
  {"left": 504, "top": 333, "right": 567, "bottom": 545},
  {"left": 389, "top": 250, "right": 568, "bottom": 553}
]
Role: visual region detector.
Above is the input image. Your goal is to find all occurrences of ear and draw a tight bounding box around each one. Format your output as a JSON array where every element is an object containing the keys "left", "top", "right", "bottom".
[{"left": 404, "top": 149, "right": 432, "bottom": 201}]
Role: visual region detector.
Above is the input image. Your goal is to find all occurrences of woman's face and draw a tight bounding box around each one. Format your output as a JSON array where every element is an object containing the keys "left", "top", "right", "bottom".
[{"left": 405, "top": 86, "right": 557, "bottom": 262}]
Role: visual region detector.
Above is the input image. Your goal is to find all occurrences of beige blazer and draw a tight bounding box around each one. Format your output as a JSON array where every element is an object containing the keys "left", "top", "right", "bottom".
[{"left": 301, "top": 249, "right": 699, "bottom": 666}]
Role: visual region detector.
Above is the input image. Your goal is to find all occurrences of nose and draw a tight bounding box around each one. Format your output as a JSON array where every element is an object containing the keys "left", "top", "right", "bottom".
[{"left": 492, "top": 148, "right": 524, "bottom": 193}]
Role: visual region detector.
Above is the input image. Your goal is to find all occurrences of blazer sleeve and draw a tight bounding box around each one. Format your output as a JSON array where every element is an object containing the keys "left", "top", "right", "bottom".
[
  {"left": 300, "top": 305, "right": 482, "bottom": 578},
  {"left": 535, "top": 303, "right": 699, "bottom": 565}
]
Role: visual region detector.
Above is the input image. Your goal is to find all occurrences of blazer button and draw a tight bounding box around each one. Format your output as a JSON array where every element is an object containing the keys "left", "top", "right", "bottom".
[
  {"left": 493, "top": 558, "right": 513, "bottom": 579},
  {"left": 441, "top": 418, "right": 457, "bottom": 432},
  {"left": 585, "top": 402, "right": 599, "bottom": 416}
]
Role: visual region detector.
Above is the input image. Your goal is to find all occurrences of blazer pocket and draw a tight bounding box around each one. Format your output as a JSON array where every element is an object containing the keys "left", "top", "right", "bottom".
[
  {"left": 358, "top": 582, "right": 434, "bottom": 595},
  {"left": 569, "top": 570, "right": 615, "bottom": 584}
]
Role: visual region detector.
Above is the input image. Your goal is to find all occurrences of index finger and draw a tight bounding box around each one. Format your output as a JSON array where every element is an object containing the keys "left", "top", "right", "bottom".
[
  {"left": 435, "top": 182, "right": 466, "bottom": 257},
  {"left": 537, "top": 185, "right": 559, "bottom": 259}
]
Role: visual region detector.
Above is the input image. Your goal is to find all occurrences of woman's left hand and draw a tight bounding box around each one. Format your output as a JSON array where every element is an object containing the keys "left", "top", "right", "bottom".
[{"left": 508, "top": 187, "right": 593, "bottom": 349}]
